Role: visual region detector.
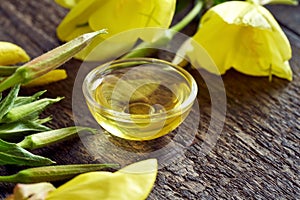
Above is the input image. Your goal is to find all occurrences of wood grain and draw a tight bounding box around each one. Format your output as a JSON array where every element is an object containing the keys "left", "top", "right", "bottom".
[{"left": 0, "top": 1, "right": 299, "bottom": 199}]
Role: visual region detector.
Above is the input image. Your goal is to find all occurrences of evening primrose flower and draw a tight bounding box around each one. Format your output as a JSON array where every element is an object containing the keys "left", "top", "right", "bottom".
[
  {"left": 56, "top": 0, "right": 176, "bottom": 60},
  {"left": 175, "top": 1, "right": 293, "bottom": 81}
]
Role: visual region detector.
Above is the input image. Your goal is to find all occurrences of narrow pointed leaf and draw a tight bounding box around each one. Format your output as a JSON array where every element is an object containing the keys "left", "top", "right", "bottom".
[
  {"left": 0, "top": 121, "right": 51, "bottom": 141},
  {"left": 1, "top": 97, "right": 63, "bottom": 123},
  {"left": 13, "top": 90, "right": 46, "bottom": 108},
  {"left": 33, "top": 116, "right": 52, "bottom": 125},
  {"left": 0, "top": 139, "right": 55, "bottom": 166},
  {"left": 0, "top": 84, "right": 20, "bottom": 119}
]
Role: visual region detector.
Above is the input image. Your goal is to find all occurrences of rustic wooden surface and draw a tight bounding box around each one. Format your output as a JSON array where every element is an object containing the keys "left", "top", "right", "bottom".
[{"left": 0, "top": 1, "right": 299, "bottom": 199}]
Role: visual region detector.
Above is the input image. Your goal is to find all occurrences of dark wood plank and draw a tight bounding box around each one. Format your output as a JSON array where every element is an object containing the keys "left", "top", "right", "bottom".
[
  {"left": 267, "top": 4, "right": 300, "bottom": 36},
  {"left": 0, "top": 1, "right": 299, "bottom": 199}
]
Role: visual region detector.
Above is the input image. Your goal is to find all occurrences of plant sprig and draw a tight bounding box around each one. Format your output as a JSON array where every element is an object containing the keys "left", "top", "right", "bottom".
[
  {"left": 0, "top": 85, "right": 99, "bottom": 166},
  {"left": 0, "top": 163, "right": 119, "bottom": 183}
]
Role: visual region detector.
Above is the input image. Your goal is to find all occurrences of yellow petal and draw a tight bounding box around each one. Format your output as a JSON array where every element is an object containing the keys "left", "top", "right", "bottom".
[
  {"left": 74, "top": 29, "right": 137, "bottom": 61},
  {"left": 23, "top": 69, "right": 67, "bottom": 87},
  {"left": 64, "top": 25, "right": 94, "bottom": 42},
  {"left": 56, "top": 0, "right": 106, "bottom": 41},
  {"left": 89, "top": 0, "right": 175, "bottom": 36},
  {"left": 172, "top": 38, "right": 218, "bottom": 74},
  {"left": 57, "top": 0, "right": 176, "bottom": 60},
  {"left": 180, "top": 1, "right": 292, "bottom": 80},
  {"left": 55, "top": 0, "right": 81, "bottom": 9},
  {"left": 210, "top": 1, "right": 272, "bottom": 29},
  {"left": 79, "top": 0, "right": 176, "bottom": 60},
  {"left": 0, "top": 41, "right": 30, "bottom": 65},
  {"left": 46, "top": 159, "right": 158, "bottom": 200}
]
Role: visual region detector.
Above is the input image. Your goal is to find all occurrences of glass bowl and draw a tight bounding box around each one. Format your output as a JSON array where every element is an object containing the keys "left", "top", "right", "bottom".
[{"left": 82, "top": 58, "right": 197, "bottom": 141}]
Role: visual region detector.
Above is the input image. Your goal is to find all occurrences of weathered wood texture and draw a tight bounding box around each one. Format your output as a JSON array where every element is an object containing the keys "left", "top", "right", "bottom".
[{"left": 0, "top": 1, "right": 299, "bottom": 199}]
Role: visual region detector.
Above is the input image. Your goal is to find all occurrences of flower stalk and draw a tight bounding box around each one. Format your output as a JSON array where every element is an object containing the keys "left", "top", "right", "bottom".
[
  {"left": 0, "top": 163, "right": 119, "bottom": 183},
  {"left": 122, "top": 0, "right": 203, "bottom": 58},
  {"left": 0, "top": 29, "right": 107, "bottom": 92},
  {"left": 0, "top": 65, "right": 18, "bottom": 76}
]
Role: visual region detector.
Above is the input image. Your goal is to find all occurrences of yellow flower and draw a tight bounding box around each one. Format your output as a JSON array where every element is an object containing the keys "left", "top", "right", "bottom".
[
  {"left": 176, "top": 1, "right": 293, "bottom": 81},
  {"left": 46, "top": 159, "right": 158, "bottom": 200},
  {"left": 0, "top": 41, "right": 30, "bottom": 65},
  {"left": 23, "top": 69, "right": 67, "bottom": 87},
  {"left": 56, "top": 0, "right": 176, "bottom": 60}
]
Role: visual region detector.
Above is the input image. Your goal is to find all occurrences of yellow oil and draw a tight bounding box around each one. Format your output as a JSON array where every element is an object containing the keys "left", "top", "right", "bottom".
[{"left": 88, "top": 64, "right": 194, "bottom": 140}]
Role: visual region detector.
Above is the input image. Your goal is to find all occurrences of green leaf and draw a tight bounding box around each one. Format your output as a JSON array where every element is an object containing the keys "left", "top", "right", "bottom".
[
  {"left": 0, "top": 139, "right": 55, "bottom": 166},
  {"left": 0, "top": 84, "right": 20, "bottom": 120},
  {"left": 33, "top": 116, "right": 52, "bottom": 125},
  {"left": 13, "top": 90, "right": 46, "bottom": 108},
  {"left": 0, "top": 97, "right": 63, "bottom": 123},
  {"left": 0, "top": 120, "right": 51, "bottom": 141}
]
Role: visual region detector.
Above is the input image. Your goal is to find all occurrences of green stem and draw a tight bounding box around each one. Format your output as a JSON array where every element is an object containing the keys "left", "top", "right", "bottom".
[
  {"left": 171, "top": 0, "right": 203, "bottom": 32},
  {"left": 0, "top": 65, "right": 19, "bottom": 76},
  {"left": 0, "top": 163, "right": 119, "bottom": 183},
  {"left": 0, "top": 72, "right": 23, "bottom": 93},
  {"left": 0, "top": 29, "right": 107, "bottom": 92},
  {"left": 248, "top": 0, "right": 298, "bottom": 5},
  {"left": 0, "top": 174, "right": 15, "bottom": 182},
  {"left": 122, "top": 0, "right": 203, "bottom": 58}
]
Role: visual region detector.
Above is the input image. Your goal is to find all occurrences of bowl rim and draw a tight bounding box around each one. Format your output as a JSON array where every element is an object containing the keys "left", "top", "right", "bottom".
[{"left": 82, "top": 58, "right": 198, "bottom": 122}]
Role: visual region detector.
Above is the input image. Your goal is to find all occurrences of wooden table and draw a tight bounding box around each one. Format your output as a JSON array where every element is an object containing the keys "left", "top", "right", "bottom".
[{"left": 0, "top": 1, "right": 299, "bottom": 199}]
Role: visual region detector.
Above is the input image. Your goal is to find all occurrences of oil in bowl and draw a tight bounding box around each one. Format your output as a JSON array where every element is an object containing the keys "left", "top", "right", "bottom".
[{"left": 83, "top": 58, "right": 197, "bottom": 140}]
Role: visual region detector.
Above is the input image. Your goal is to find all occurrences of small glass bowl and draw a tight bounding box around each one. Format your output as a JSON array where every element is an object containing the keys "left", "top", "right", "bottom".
[{"left": 83, "top": 58, "right": 197, "bottom": 141}]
